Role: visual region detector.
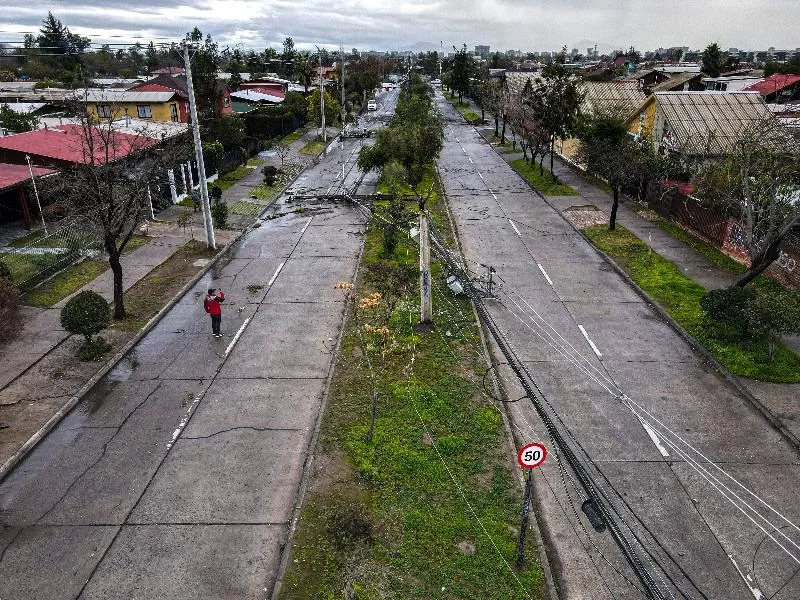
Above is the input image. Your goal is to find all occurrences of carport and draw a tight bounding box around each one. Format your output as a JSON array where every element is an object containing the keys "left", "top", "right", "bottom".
[{"left": 0, "top": 162, "right": 54, "bottom": 230}]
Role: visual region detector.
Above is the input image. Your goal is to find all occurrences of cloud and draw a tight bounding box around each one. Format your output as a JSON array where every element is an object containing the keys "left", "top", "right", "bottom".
[{"left": 3, "top": 0, "right": 798, "bottom": 52}]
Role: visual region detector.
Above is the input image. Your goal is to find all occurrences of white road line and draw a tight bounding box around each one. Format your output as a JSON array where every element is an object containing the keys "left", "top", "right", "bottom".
[
  {"left": 537, "top": 263, "right": 554, "bottom": 286},
  {"left": 728, "top": 554, "right": 764, "bottom": 599},
  {"left": 578, "top": 324, "right": 603, "bottom": 359},
  {"left": 225, "top": 317, "right": 251, "bottom": 357},
  {"left": 508, "top": 219, "right": 521, "bottom": 236},
  {"left": 268, "top": 261, "right": 285, "bottom": 288},
  {"left": 638, "top": 417, "right": 670, "bottom": 457},
  {"left": 468, "top": 156, "right": 473, "bottom": 164},
  {"left": 167, "top": 391, "right": 203, "bottom": 449},
  {"left": 478, "top": 172, "right": 483, "bottom": 179},
  {"left": 300, "top": 216, "right": 314, "bottom": 234}
]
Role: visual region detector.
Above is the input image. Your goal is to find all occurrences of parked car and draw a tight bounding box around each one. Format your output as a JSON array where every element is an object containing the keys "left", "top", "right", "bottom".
[{"left": 367, "top": 100, "right": 377, "bottom": 111}]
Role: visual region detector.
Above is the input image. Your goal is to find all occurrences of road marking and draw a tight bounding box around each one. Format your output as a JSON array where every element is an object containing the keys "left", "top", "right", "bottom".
[
  {"left": 728, "top": 554, "right": 764, "bottom": 599},
  {"left": 268, "top": 261, "right": 285, "bottom": 288},
  {"left": 300, "top": 216, "right": 314, "bottom": 234},
  {"left": 578, "top": 325, "right": 603, "bottom": 359},
  {"left": 478, "top": 172, "right": 483, "bottom": 179},
  {"left": 468, "top": 156, "right": 473, "bottom": 164},
  {"left": 638, "top": 417, "right": 669, "bottom": 457},
  {"left": 225, "top": 317, "right": 251, "bottom": 357},
  {"left": 537, "top": 263, "right": 554, "bottom": 286},
  {"left": 508, "top": 219, "right": 521, "bottom": 236},
  {"left": 167, "top": 391, "right": 203, "bottom": 449}
]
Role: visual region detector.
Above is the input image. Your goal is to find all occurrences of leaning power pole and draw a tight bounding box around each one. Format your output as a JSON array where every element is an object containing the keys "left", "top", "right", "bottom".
[
  {"left": 340, "top": 45, "right": 346, "bottom": 126},
  {"left": 419, "top": 212, "right": 432, "bottom": 326},
  {"left": 183, "top": 41, "right": 215, "bottom": 250}
]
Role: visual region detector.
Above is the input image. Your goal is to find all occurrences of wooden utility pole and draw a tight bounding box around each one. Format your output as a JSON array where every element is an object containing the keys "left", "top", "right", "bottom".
[
  {"left": 419, "top": 212, "right": 432, "bottom": 326},
  {"left": 515, "top": 469, "right": 533, "bottom": 568}
]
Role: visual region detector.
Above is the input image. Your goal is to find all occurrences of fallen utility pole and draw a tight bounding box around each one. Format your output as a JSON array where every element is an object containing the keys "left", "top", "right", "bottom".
[{"left": 419, "top": 212, "right": 432, "bottom": 326}]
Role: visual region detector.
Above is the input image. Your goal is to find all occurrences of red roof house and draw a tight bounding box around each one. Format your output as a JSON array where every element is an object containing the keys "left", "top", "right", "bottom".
[
  {"left": 0, "top": 125, "right": 156, "bottom": 169},
  {"left": 743, "top": 74, "right": 800, "bottom": 103},
  {"left": 0, "top": 162, "right": 55, "bottom": 228}
]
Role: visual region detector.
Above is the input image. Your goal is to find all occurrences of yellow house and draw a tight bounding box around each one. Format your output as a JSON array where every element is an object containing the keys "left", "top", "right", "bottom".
[
  {"left": 82, "top": 90, "right": 185, "bottom": 124},
  {"left": 625, "top": 91, "right": 773, "bottom": 156}
]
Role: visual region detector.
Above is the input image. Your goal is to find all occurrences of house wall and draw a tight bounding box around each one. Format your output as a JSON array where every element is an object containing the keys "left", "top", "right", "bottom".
[
  {"left": 87, "top": 101, "right": 183, "bottom": 124},
  {"left": 134, "top": 83, "right": 189, "bottom": 122},
  {"left": 627, "top": 98, "right": 657, "bottom": 139}
]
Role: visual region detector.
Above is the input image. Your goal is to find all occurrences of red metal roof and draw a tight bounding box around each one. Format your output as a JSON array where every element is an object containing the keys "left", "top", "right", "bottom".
[
  {"left": 0, "top": 125, "right": 156, "bottom": 166},
  {"left": 744, "top": 74, "right": 800, "bottom": 95},
  {"left": 0, "top": 162, "right": 54, "bottom": 191}
]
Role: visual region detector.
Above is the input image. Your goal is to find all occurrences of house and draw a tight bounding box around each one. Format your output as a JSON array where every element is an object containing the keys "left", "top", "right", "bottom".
[
  {"left": 151, "top": 66, "right": 185, "bottom": 76},
  {"left": 240, "top": 76, "right": 290, "bottom": 95},
  {"left": 618, "top": 69, "right": 671, "bottom": 89},
  {"left": 0, "top": 124, "right": 157, "bottom": 168},
  {"left": 128, "top": 74, "right": 233, "bottom": 118},
  {"left": 743, "top": 74, "right": 800, "bottom": 104},
  {"left": 649, "top": 72, "right": 705, "bottom": 93},
  {"left": 0, "top": 162, "right": 54, "bottom": 228},
  {"left": 82, "top": 90, "right": 186, "bottom": 124},
  {"left": 230, "top": 89, "right": 284, "bottom": 113},
  {"left": 580, "top": 80, "right": 649, "bottom": 118},
  {"left": 625, "top": 91, "right": 774, "bottom": 156},
  {"left": 702, "top": 75, "right": 763, "bottom": 92}
]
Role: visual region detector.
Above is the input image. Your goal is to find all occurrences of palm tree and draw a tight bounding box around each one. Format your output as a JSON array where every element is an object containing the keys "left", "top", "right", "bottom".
[{"left": 294, "top": 53, "right": 315, "bottom": 93}]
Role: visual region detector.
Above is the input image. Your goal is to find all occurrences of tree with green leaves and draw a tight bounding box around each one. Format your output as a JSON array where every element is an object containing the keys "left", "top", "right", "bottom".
[
  {"left": 450, "top": 44, "right": 472, "bottom": 103},
  {"left": 186, "top": 28, "right": 220, "bottom": 118},
  {"left": 294, "top": 52, "right": 315, "bottom": 93},
  {"left": 0, "top": 103, "right": 40, "bottom": 132},
  {"left": 280, "top": 37, "right": 296, "bottom": 79},
  {"left": 701, "top": 43, "right": 724, "bottom": 78},
  {"left": 306, "top": 88, "right": 341, "bottom": 128}
]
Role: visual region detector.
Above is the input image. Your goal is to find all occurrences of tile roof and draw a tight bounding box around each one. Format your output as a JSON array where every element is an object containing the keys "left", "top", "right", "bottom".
[
  {"left": 654, "top": 91, "right": 774, "bottom": 154},
  {"left": 0, "top": 162, "right": 54, "bottom": 191},
  {"left": 0, "top": 124, "right": 156, "bottom": 166},
  {"left": 743, "top": 74, "right": 800, "bottom": 96}
]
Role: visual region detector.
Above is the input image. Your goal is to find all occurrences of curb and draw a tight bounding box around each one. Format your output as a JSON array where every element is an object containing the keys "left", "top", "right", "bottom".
[{"left": 0, "top": 174, "right": 294, "bottom": 483}]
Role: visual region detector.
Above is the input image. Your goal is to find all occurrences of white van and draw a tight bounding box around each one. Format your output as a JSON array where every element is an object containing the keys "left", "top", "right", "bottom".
[{"left": 367, "top": 100, "right": 377, "bottom": 111}]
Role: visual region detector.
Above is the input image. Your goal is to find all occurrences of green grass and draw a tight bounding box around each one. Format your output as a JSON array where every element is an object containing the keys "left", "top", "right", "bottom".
[
  {"left": 510, "top": 158, "right": 579, "bottom": 196},
  {"left": 20, "top": 235, "right": 151, "bottom": 307},
  {"left": 463, "top": 111, "right": 481, "bottom": 122},
  {"left": 246, "top": 157, "right": 263, "bottom": 167},
  {"left": 214, "top": 165, "right": 253, "bottom": 191},
  {"left": 298, "top": 139, "right": 328, "bottom": 155},
  {"left": 282, "top": 128, "right": 305, "bottom": 143},
  {"left": 280, "top": 168, "right": 546, "bottom": 599},
  {"left": 583, "top": 225, "right": 800, "bottom": 382}
]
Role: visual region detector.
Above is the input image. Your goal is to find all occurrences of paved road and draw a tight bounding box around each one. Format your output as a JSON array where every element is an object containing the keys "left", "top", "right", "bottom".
[
  {"left": 0, "top": 121, "right": 384, "bottom": 597},
  {"left": 435, "top": 93, "right": 800, "bottom": 599}
]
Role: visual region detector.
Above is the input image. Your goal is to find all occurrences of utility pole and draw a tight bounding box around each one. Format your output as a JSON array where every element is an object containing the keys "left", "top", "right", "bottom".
[
  {"left": 315, "top": 46, "right": 326, "bottom": 144},
  {"left": 419, "top": 212, "right": 432, "bottom": 326},
  {"left": 183, "top": 41, "right": 215, "bottom": 249},
  {"left": 25, "top": 155, "right": 47, "bottom": 234},
  {"left": 340, "top": 45, "right": 346, "bottom": 127}
]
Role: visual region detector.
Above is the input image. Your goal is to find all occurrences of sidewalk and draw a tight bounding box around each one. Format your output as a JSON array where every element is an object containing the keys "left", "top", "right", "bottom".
[
  {"left": 481, "top": 132, "right": 800, "bottom": 442},
  {"left": 0, "top": 127, "right": 323, "bottom": 468}
]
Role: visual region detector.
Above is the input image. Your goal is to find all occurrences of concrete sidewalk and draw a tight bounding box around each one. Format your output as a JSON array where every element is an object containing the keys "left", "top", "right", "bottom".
[{"left": 481, "top": 132, "right": 800, "bottom": 442}]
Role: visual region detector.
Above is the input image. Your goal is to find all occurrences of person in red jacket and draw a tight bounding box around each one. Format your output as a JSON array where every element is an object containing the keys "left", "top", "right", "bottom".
[{"left": 204, "top": 287, "right": 225, "bottom": 337}]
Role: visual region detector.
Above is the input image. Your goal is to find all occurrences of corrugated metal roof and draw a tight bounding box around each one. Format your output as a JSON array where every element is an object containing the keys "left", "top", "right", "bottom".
[
  {"left": 580, "top": 81, "right": 648, "bottom": 118},
  {"left": 650, "top": 72, "right": 702, "bottom": 92},
  {"left": 0, "top": 162, "right": 54, "bottom": 191},
  {"left": 744, "top": 74, "right": 800, "bottom": 96},
  {"left": 82, "top": 90, "right": 178, "bottom": 103},
  {"left": 231, "top": 90, "right": 284, "bottom": 103},
  {"left": 655, "top": 91, "right": 774, "bottom": 154},
  {"left": 505, "top": 71, "right": 537, "bottom": 96}
]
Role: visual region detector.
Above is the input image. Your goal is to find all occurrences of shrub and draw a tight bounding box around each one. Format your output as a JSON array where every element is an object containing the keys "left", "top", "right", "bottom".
[
  {"left": 211, "top": 196, "right": 228, "bottom": 228},
  {"left": 78, "top": 336, "right": 112, "bottom": 361},
  {"left": 0, "top": 275, "right": 20, "bottom": 343},
  {"left": 700, "top": 286, "right": 756, "bottom": 341},
  {"left": 60, "top": 290, "right": 110, "bottom": 344},
  {"left": 210, "top": 185, "right": 223, "bottom": 201},
  {"left": 262, "top": 165, "right": 278, "bottom": 186},
  {"left": 0, "top": 260, "right": 11, "bottom": 281},
  {"left": 748, "top": 289, "right": 800, "bottom": 360}
]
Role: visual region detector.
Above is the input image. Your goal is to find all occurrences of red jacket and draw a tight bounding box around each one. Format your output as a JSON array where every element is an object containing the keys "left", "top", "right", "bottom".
[{"left": 204, "top": 291, "right": 224, "bottom": 315}]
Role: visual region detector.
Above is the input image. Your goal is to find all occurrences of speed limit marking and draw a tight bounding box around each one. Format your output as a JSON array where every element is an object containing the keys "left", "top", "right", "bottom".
[{"left": 517, "top": 442, "right": 547, "bottom": 469}]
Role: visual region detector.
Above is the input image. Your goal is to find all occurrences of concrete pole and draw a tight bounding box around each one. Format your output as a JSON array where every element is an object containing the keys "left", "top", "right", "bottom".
[
  {"left": 146, "top": 186, "right": 155, "bottom": 220},
  {"left": 340, "top": 45, "right": 346, "bottom": 126},
  {"left": 316, "top": 48, "right": 326, "bottom": 144},
  {"left": 183, "top": 42, "right": 215, "bottom": 249},
  {"left": 186, "top": 160, "right": 195, "bottom": 189},
  {"left": 167, "top": 168, "right": 178, "bottom": 204},
  {"left": 419, "top": 212, "right": 432, "bottom": 325},
  {"left": 180, "top": 163, "right": 188, "bottom": 195}
]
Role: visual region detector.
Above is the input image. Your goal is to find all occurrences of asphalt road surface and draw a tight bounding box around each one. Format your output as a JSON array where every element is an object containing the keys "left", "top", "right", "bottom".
[
  {"left": 435, "top": 92, "right": 800, "bottom": 599},
  {"left": 0, "top": 113, "right": 387, "bottom": 598}
]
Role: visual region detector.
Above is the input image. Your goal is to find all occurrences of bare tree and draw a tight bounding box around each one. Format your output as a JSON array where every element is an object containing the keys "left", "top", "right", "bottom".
[
  {"left": 51, "top": 110, "right": 189, "bottom": 319},
  {"left": 694, "top": 117, "right": 800, "bottom": 286},
  {"left": 271, "top": 138, "right": 292, "bottom": 170}
]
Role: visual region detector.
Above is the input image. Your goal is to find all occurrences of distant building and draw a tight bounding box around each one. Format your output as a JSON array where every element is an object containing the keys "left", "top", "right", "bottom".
[{"left": 475, "top": 45, "right": 490, "bottom": 59}]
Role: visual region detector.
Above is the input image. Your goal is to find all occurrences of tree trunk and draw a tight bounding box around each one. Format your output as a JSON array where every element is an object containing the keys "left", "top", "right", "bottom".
[
  {"left": 494, "top": 113, "right": 499, "bottom": 137},
  {"left": 501, "top": 115, "right": 506, "bottom": 144},
  {"left": 539, "top": 154, "right": 545, "bottom": 177},
  {"left": 481, "top": 108, "right": 485, "bottom": 121},
  {"left": 549, "top": 139, "right": 555, "bottom": 181},
  {"left": 734, "top": 238, "right": 782, "bottom": 287},
  {"left": 609, "top": 187, "right": 619, "bottom": 231},
  {"left": 109, "top": 251, "right": 125, "bottom": 320}
]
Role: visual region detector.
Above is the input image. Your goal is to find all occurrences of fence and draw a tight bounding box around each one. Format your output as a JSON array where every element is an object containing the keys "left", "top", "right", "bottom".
[{"left": 0, "top": 213, "right": 102, "bottom": 291}]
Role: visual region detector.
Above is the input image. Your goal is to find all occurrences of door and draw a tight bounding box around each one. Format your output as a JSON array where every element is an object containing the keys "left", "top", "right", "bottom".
[{"left": 170, "top": 103, "right": 178, "bottom": 123}]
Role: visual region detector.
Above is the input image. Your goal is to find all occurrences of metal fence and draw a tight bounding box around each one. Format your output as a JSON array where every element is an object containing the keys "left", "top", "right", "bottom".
[{"left": 0, "top": 214, "right": 102, "bottom": 291}]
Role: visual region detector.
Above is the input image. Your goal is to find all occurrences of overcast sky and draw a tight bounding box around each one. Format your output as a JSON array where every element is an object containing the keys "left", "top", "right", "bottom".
[{"left": 3, "top": 1, "right": 798, "bottom": 54}]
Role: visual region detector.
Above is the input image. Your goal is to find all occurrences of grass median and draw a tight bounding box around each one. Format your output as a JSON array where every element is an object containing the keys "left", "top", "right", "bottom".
[
  {"left": 583, "top": 225, "right": 800, "bottom": 382},
  {"left": 510, "top": 158, "right": 578, "bottom": 196},
  {"left": 279, "top": 170, "right": 546, "bottom": 599}
]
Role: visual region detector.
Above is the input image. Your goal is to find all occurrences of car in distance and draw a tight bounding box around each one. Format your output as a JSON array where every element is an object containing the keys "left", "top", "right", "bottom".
[{"left": 367, "top": 99, "right": 377, "bottom": 111}]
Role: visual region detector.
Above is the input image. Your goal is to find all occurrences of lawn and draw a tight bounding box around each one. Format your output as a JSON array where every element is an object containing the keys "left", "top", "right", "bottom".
[
  {"left": 213, "top": 164, "right": 254, "bottom": 191},
  {"left": 282, "top": 128, "right": 305, "bottom": 143},
  {"left": 298, "top": 139, "right": 328, "bottom": 155},
  {"left": 279, "top": 169, "right": 546, "bottom": 599},
  {"left": 510, "top": 158, "right": 579, "bottom": 196},
  {"left": 583, "top": 225, "right": 800, "bottom": 382}
]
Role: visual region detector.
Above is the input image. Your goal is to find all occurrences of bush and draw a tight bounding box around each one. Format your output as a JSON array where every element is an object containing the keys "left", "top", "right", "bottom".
[
  {"left": 0, "top": 275, "right": 20, "bottom": 343},
  {"left": 78, "top": 336, "right": 112, "bottom": 361},
  {"left": 748, "top": 289, "right": 800, "bottom": 360},
  {"left": 0, "top": 260, "right": 11, "bottom": 281},
  {"left": 262, "top": 165, "right": 278, "bottom": 186},
  {"left": 60, "top": 290, "right": 110, "bottom": 344},
  {"left": 700, "top": 286, "right": 756, "bottom": 340},
  {"left": 211, "top": 196, "right": 228, "bottom": 228},
  {"left": 210, "top": 185, "right": 223, "bottom": 201}
]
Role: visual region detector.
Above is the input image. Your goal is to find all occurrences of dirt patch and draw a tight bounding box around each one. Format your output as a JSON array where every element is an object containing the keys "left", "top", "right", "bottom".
[{"left": 563, "top": 209, "right": 609, "bottom": 230}]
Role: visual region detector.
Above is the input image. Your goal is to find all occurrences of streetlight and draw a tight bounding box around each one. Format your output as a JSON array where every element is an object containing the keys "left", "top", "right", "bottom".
[{"left": 25, "top": 155, "right": 47, "bottom": 235}]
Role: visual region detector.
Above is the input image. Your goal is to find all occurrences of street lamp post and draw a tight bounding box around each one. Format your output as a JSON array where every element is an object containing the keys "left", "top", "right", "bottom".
[{"left": 25, "top": 155, "right": 47, "bottom": 235}]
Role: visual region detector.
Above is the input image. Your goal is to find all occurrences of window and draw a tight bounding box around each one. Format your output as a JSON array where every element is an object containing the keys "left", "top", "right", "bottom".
[
  {"left": 98, "top": 104, "right": 112, "bottom": 118},
  {"left": 223, "top": 96, "right": 230, "bottom": 108},
  {"left": 137, "top": 105, "right": 152, "bottom": 118}
]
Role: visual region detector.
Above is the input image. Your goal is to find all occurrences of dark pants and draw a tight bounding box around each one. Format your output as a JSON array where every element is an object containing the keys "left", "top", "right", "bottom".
[{"left": 211, "top": 314, "right": 221, "bottom": 335}]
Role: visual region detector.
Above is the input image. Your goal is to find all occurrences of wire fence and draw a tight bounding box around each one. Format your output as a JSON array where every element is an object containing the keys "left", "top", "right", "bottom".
[{"left": 0, "top": 213, "right": 102, "bottom": 291}]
